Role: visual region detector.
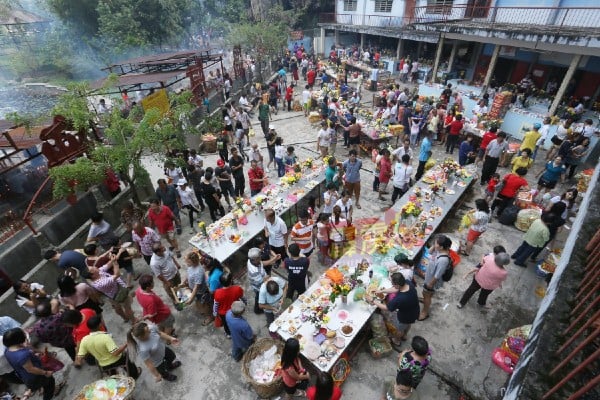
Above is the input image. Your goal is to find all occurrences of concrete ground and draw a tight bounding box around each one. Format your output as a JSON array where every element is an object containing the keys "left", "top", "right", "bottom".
[{"left": 48, "top": 81, "right": 572, "bottom": 400}]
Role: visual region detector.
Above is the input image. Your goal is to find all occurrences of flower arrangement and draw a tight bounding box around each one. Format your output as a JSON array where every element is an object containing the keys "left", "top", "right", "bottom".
[
  {"left": 255, "top": 195, "right": 266, "bottom": 206},
  {"left": 400, "top": 201, "right": 423, "bottom": 219},
  {"left": 235, "top": 197, "right": 244, "bottom": 210},
  {"left": 375, "top": 235, "right": 391, "bottom": 254},
  {"left": 306, "top": 305, "right": 330, "bottom": 329},
  {"left": 323, "top": 155, "right": 332, "bottom": 165},
  {"left": 302, "top": 158, "right": 314, "bottom": 169},
  {"left": 197, "top": 221, "right": 207, "bottom": 237},
  {"left": 281, "top": 173, "right": 302, "bottom": 186},
  {"left": 440, "top": 158, "right": 460, "bottom": 176},
  {"left": 330, "top": 281, "right": 354, "bottom": 302},
  {"left": 430, "top": 182, "right": 443, "bottom": 194}
]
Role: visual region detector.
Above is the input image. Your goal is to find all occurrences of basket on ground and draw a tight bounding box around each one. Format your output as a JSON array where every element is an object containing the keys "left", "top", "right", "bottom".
[{"left": 241, "top": 338, "right": 284, "bottom": 399}]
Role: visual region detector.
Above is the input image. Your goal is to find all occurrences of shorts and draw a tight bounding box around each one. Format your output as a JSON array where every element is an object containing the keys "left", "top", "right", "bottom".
[
  {"left": 349, "top": 136, "right": 360, "bottom": 145},
  {"left": 392, "top": 318, "right": 412, "bottom": 334},
  {"left": 168, "top": 272, "right": 182, "bottom": 287},
  {"left": 550, "top": 135, "right": 563, "bottom": 146},
  {"left": 160, "top": 230, "right": 176, "bottom": 242},
  {"left": 538, "top": 176, "right": 557, "bottom": 189},
  {"left": 467, "top": 229, "right": 483, "bottom": 243},
  {"left": 157, "top": 313, "right": 175, "bottom": 330}
]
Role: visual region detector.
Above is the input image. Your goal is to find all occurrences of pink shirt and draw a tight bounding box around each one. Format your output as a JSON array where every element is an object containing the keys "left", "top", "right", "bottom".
[
  {"left": 59, "top": 283, "right": 95, "bottom": 308},
  {"left": 131, "top": 227, "right": 161, "bottom": 256},
  {"left": 475, "top": 254, "right": 508, "bottom": 290},
  {"left": 90, "top": 265, "right": 127, "bottom": 299}
]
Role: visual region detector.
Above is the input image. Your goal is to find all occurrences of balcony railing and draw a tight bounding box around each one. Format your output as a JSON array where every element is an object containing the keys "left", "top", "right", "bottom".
[
  {"left": 319, "top": 5, "right": 600, "bottom": 33},
  {"left": 412, "top": 4, "right": 600, "bottom": 32}
]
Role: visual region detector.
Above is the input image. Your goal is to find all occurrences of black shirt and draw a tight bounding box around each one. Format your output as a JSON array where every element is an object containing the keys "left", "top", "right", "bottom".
[
  {"left": 386, "top": 282, "right": 420, "bottom": 324},
  {"left": 229, "top": 156, "right": 245, "bottom": 180},
  {"left": 284, "top": 257, "right": 309, "bottom": 285}
]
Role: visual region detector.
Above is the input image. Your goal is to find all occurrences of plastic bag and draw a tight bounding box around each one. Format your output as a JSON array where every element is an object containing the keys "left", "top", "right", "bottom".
[
  {"left": 353, "top": 286, "right": 366, "bottom": 302},
  {"left": 248, "top": 128, "right": 255, "bottom": 137}
]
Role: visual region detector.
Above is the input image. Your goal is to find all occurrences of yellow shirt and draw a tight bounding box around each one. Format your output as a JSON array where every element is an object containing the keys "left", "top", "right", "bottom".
[
  {"left": 78, "top": 331, "right": 121, "bottom": 367},
  {"left": 511, "top": 156, "right": 533, "bottom": 173},
  {"left": 521, "top": 130, "right": 541, "bottom": 152}
]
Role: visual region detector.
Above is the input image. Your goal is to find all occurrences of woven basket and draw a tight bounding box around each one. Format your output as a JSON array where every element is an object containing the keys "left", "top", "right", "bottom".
[
  {"left": 241, "top": 338, "right": 284, "bottom": 399},
  {"left": 515, "top": 209, "right": 541, "bottom": 232}
]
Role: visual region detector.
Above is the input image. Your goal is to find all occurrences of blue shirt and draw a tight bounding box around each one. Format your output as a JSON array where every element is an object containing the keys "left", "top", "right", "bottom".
[
  {"left": 4, "top": 348, "right": 42, "bottom": 385},
  {"left": 208, "top": 268, "right": 223, "bottom": 292},
  {"left": 542, "top": 162, "right": 566, "bottom": 183},
  {"left": 458, "top": 141, "right": 474, "bottom": 165},
  {"left": 342, "top": 159, "right": 362, "bottom": 183},
  {"left": 0, "top": 317, "right": 20, "bottom": 336},
  {"left": 226, "top": 310, "right": 254, "bottom": 353},
  {"left": 419, "top": 137, "right": 432, "bottom": 162}
]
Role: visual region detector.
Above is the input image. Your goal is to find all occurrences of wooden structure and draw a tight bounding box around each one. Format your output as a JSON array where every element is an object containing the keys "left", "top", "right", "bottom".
[
  {"left": 91, "top": 49, "right": 224, "bottom": 107},
  {"left": 38, "top": 115, "right": 88, "bottom": 168}
]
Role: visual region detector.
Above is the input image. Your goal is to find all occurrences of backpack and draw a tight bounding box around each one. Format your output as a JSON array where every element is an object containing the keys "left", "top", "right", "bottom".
[{"left": 439, "top": 254, "right": 454, "bottom": 282}]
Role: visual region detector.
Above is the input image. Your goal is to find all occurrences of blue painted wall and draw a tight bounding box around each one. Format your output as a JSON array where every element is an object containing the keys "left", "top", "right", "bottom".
[
  {"left": 482, "top": 44, "right": 536, "bottom": 62},
  {"left": 559, "top": 0, "right": 599, "bottom": 6}
]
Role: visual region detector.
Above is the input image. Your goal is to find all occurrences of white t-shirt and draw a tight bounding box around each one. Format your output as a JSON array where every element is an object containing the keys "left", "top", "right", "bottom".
[
  {"left": 188, "top": 155, "right": 203, "bottom": 167},
  {"left": 265, "top": 217, "right": 287, "bottom": 247},
  {"left": 16, "top": 283, "right": 44, "bottom": 314},
  {"left": 392, "top": 146, "right": 413, "bottom": 161},
  {"left": 537, "top": 124, "right": 551, "bottom": 145},
  {"left": 334, "top": 198, "right": 353, "bottom": 220},
  {"left": 392, "top": 163, "right": 413, "bottom": 188},
  {"left": 322, "top": 191, "right": 339, "bottom": 214},
  {"left": 302, "top": 90, "right": 311, "bottom": 105},
  {"left": 274, "top": 145, "right": 286, "bottom": 159},
  {"left": 177, "top": 186, "right": 197, "bottom": 207},
  {"left": 318, "top": 129, "right": 330, "bottom": 147}
]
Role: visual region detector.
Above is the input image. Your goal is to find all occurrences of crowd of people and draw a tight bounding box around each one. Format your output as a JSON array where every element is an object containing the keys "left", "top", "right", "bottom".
[{"left": 1, "top": 43, "right": 595, "bottom": 400}]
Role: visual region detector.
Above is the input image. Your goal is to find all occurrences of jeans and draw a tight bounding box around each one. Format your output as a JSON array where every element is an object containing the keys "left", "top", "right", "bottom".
[
  {"left": 275, "top": 157, "right": 285, "bottom": 177},
  {"left": 446, "top": 134, "right": 459, "bottom": 154},
  {"left": 372, "top": 176, "right": 380, "bottom": 192},
  {"left": 234, "top": 178, "right": 245, "bottom": 198},
  {"left": 182, "top": 204, "right": 199, "bottom": 228},
  {"left": 512, "top": 241, "right": 540, "bottom": 266},
  {"left": 156, "top": 347, "right": 177, "bottom": 377},
  {"left": 166, "top": 203, "right": 181, "bottom": 233},
  {"left": 102, "top": 353, "right": 140, "bottom": 379},
  {"left": 459, "top": 276, "right": 493, "bottom": 306}
]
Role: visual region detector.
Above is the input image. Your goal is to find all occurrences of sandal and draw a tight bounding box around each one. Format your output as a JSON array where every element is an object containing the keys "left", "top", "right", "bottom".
[
  {"left": 417, "top": 314, "right": 429, "bottom": 321},
  {"left": 54, "top": 381, "right": 66, "bottom": 396}
]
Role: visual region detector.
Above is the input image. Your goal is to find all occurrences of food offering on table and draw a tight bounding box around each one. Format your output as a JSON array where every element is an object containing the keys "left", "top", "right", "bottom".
[
  {"left": 254, "top": 195, "right": 266, "bottom": 207},
  {"left": 74, "top": 376, "right": 134, "bottom": 400},
  {"left": 339, "top": 323, "right": 355, "bottom": 337},
  {"left": 228, "top": 233, "right": 242, "bottom": 243},
  {"left": 302, "top": 158, "right": 314, "bottom": 169},
  {"left": 329, "top": 280, "right": 355, "bottom": 303},
  {"left": 248, "top": 344, "right": 282, "bottom": 384},
  {"left": 261, "top": 185, "right": 280, "bottom": 197},
  {"left": 440, "top": 158, "right": 461, "bottom": 175},
  {"left": 374, "top": 235, "right": 392, "bottom": 254},
  {"left": 197, "top": 221, "right": 207, "bottom": 237},
  {"left": 305, "top": 180, "right": 320, "bottom": 189}
]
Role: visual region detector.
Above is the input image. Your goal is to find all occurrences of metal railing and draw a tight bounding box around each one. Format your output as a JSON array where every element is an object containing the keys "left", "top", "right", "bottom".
[{"left": 319, "top": 5, "right": 600, "bottom": 33}]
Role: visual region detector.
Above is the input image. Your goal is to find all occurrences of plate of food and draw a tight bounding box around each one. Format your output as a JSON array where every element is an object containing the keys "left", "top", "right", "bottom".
[
  {"left": 228, "top": 234, "right": 242, "bottom": 243},
  {"left": 445, "top": 189, "right": 456, "bottom": 195},
  {"left": 457, "top": 181, "right": 467, "bottom": 187},
  {"left": 339, "top": 324, "right": 354, "bottom": 337},
  {"left": 333, "top": 336, "right": 346, "bottom": 349},
  {"left": 304, "top": 343, "right": 321, "bottom": 361},
  {"left": 337, "top": 310, "right": 349, "bottom": 321}
]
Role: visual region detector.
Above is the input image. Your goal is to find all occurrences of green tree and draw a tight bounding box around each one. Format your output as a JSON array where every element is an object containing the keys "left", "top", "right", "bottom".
[
  {"left": 226, "top": 19, "right": 287, "bottom": 81},
  {"left": 48, "top": 84, "right": 194, "bottom": 204}
]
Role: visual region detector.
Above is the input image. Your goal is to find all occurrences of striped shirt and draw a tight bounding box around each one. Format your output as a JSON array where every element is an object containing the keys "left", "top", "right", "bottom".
[
  {"left": 247, "top": 260, "right": 267, "bottom": 292},
  {"left": 290, "top": 220, "right": 315, "bottom": 254}
]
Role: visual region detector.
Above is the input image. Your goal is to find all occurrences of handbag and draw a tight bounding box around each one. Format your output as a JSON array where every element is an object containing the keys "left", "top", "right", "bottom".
[
  {"left": 214, "top": 314, "right": 223, "bottom": 328},
  {"left": 113, "top": 285, "right": 130, "bottom": 303},
  {"left": 342, "top": 224, "right": 356, "bottom": 241},
  {"left": 40, "top": 348, "right": 64, "bottom": 372}
]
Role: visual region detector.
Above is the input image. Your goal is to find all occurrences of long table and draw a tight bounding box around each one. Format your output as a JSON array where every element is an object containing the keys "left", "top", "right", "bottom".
[
  {"left": 356, "top": 163, "right": 477, "bottom": 262},
  {"left": 271, "top": 253, "right": 391, "bottom": 373},
  {"left": 188, "top": 165, "right": 326, "bottom": 263}
]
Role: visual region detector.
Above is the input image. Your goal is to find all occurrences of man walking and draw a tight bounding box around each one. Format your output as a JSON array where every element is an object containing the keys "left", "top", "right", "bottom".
[
  {"left": 480, "top": 131, "right": 508, "bottom": 185},
  {"left": 150, "top": 243, "right": 182, "bottom": 304}
]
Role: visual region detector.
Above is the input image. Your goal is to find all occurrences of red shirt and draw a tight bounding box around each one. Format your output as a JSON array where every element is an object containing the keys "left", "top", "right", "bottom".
[
  {"left": 480, "top": 131, "right": 498, "bottom": 150},
  {"left": 449, "top": 120, "right": 464, "bottom": 135},
  {"left": 213, "top": 285, "right": 244, "bottom": 316},
  {"left": 147, "top": 205, "right": 174, "bottom": 234},
  {"left": 306, "top": 386, "right": 342, "bottom": 400},
  {"left": 285, "top": 87, "right": 293, "bottom": 101},
  {"left": 379, "top": 157, "right": 392, "bottom": 184},
  {"left": 499, "top": 174, "right": 528, "bottom": 198},
  {"left": 307, "top": 69, "right": 316, "bottom": 85},
  {"left": 72, "top": 308, "right": 105, "bottom": 344},
  {"left": 248, "top": 167, "right": 265, "bottom": 191},
  {"left": 486, "top": 177, "right": 499, "bottom": 193},
  {"left": 135, "top": 288, "right": 172, "bottom": 324}
]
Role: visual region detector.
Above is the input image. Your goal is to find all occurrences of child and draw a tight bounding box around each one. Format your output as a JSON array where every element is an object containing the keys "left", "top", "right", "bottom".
[
  {"left": 316, "top": 213, "right": 332, "bottom": 266},
  {"left": 397, "top": 336, "right": 432, "bottom": 389},
  {"left": 284, "top": 146, "right": 297, "bottom": 166},
  {"left": 485, "top": 173, "right": 500, "bottom": 203},
  {"left": 373, "top": 149, "right": 382, "bottom": 192}
]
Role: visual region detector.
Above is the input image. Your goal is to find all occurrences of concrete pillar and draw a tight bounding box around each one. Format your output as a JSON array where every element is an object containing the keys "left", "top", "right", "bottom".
[
  {"left": 431, "top": 35, "right": 444, "bottom": 83},
  {"left": 320, "top": 27, "right": 326, "bottom": 56},
  {"left": 334, "top": 29, "right": 339, "bottom": 47},
  {"left": 396, "top": 38, "right": 403, "bottom": 59},
  {"left": 416, "top": 41, "right": 423, "bottom": 59},
  {"left": 447, "top": 41, "right": 459, "bottom": 72},
  {"left": 549, "top": 54, "right": 582, "bottom": 116},
  {"left": 481, "top": 44, "right": 500, "bottom": 94},
  {"left": 360, "top": 33, "right": 365, "bottom": 51}
]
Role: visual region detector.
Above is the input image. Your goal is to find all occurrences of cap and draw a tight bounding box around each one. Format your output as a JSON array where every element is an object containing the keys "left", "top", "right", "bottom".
[
  {"left": 217, "top": 159, "right": 225, "bottom": 167},
  {"left": 269, "top": 124, "right": 275, "bottom": 130},
  {"left": 231, "top": 301, "right": 246, "bottom": 315},
  {"left": 176, "top": 178, "right": 187, "bottom": 186},
  {"left": 533, "top": 122, "right": 542, "bottom": 129}
]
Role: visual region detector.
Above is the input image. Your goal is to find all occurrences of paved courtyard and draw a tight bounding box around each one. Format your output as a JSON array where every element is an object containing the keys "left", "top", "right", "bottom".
[{"left": 54, "top": 86, "right": 567, "bottom": 400}]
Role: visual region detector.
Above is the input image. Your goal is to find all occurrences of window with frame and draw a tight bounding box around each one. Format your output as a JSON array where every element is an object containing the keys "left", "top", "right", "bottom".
[
  {"left": 374, "top": 0, "right": 393, "bottom": 13},
  {"left": 426, "top": 0, "right": 453, "bottom": 14},
  {"left": 343, "top": 0, "right": 357, "bottom": 12}
]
